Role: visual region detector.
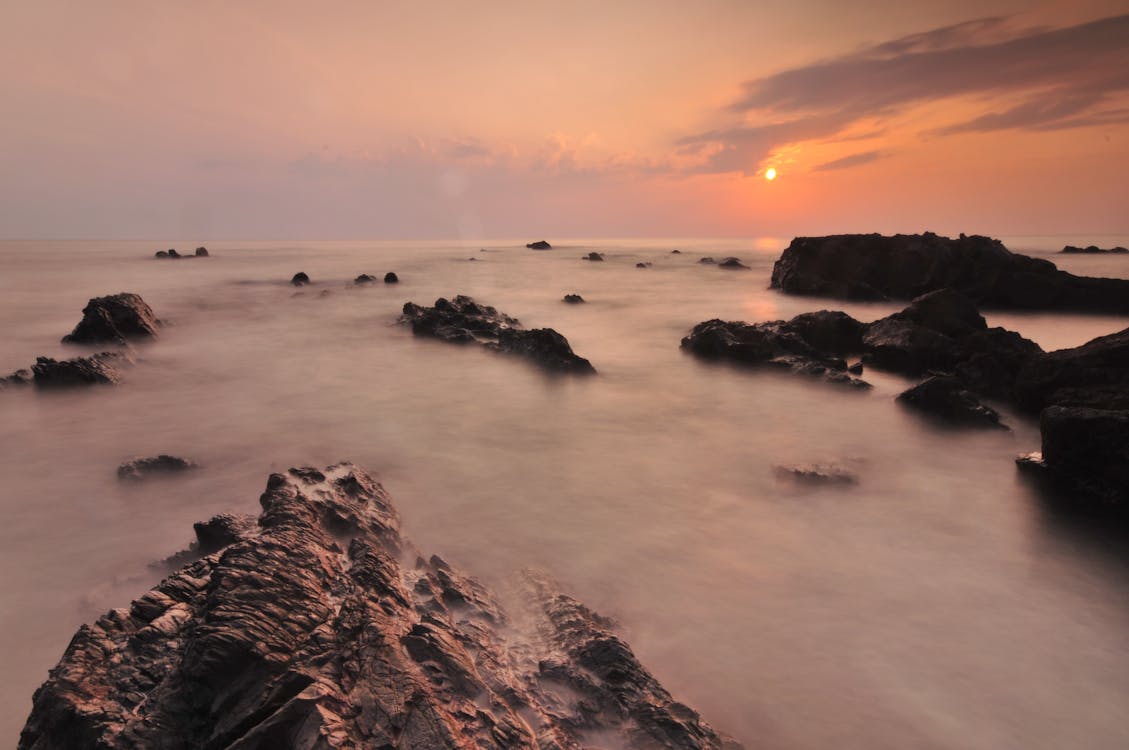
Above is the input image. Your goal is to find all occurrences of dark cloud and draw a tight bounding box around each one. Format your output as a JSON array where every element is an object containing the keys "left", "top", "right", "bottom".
[
  {"left": 681, "top": 13, "right": 1129, "bottom": 174},
  {"left": 812, "top": 150, "right": 890, "bottom": 172}
]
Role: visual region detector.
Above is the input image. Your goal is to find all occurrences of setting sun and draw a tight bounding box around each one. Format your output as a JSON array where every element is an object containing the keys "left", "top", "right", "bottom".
[{"left": 765, "top": 167, "right": 777, "bottom": 181}]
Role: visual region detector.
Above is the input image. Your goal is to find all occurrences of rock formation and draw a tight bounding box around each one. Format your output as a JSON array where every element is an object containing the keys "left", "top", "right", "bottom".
[
  {"left": 896, "top": 376, "right": 1007, "bottom": 429},
  {"left": 28, "top": 352, "right": 131, "bottom": 387},
  {"left": 526, "top": 240, "right": 552, "bottom": 250},
  {"left": 1014, "top": 327, "right": 1129, "bottom": 413},
  {"left": 582, "top": 252, "right": 604, "bottom": 261},
  {"left": 1061, "top": 245, "right": 1128, "bottom": 254},
  {"left": 61, "top": 293, "right": 159, "bottom": 345},
  {"left": 770, "top": 233, "right": 1129, "bottom": 313},
  {"left": 117, "top": 455, "right": 199, "bottom": 481},
  {"left": 717, "top": 258, "right": 748, "bottom": 270},
  {"left": 1016, "top": 407, "right": 1129, "bottom": 506},
  {"left": 19, "top": 464, "right": 739, "bottom": 750},
  {"left": 384, "top": 272, "right": 399, "bottom": 284}
]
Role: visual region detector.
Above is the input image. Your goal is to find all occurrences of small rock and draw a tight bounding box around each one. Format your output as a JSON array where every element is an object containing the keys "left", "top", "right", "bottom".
[
  {"left": 636, "top": 262, "right": 652, "bottom": 268},
  {"left": 291, "top": 272, "right": 310, "bottom": 286},
  {"left": 563, "top": 294, "right": 586, "bottom": 304},
  {"left": 896, "top": 376, "right": 1007, "bottom": 429},
  {"left": 583, "top": 252, "right": 605, "bottom": 261},
  {"left": 194, "top": 247, "right": 209, "bottom": 257},
  {"left": 698, "top": 257, "right": 716, "bottom": 264},
  {"left": 117, "top": 455, "right": 199, "bottom": 481},
  {"left": 671, "top": 249, "right": 682, "bottom": 254},
  {"left": 527, "top": 240, "right": 552, "bottom": 250},
  {"left": 718, "top": 257, "right": 749, "bottom": 269},
  {"left": 1, "top": 369, "right": 32, "bottom": 388},
  {"left": 773, "top": 463, "right": 859, "bottom": 486},
  {"left": 383, "top": 272, "right": 399, "bottom": 283},
  {"left": 354, "top": 274, "right": 376, "bottom": 284}
]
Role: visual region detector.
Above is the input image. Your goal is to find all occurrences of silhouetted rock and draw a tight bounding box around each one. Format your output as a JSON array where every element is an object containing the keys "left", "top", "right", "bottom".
[
  {"left": 718, "top": 257, "right": 749, "bottom": 269},
  {"left": 154, "top": 248, "right": 181, "bottom": 259},
  {"left": 787, "top": 310, "right": 865, "bottom": 354},
  {"left": 31, "top": 352, "right": 130, "bottom": 387},
  {"left": 62, "top": 293, "right": 159, "bottom": 345},
  {"left": 154, "top": 250, "right": 169, "bottom": 258},
  {"left": 773, "top": 463, "right": 859, "bottom": 485},
  {"left": 636, "top": 262, "right": 652, "bottom": 268},
  {"left": 194, "top": 247, "right": 209, "bottom": 257},
  {"left": 698, "top": 257, "right": 716, "bottom": 264},
  {"left": 1016, "top": 407, "right": 1129, "bottom": 506},
  {"left": 290, "top": 272, "right": 310, "bottom": 286},
  {"left": 401, "top": 295, "right": 595, "bottom": 374},
  {"left": 897, "top": 376, "right": 1007, "bottom": 429},
  {"left": 671, "top": 249, "right": 682, "bottom": 254},
  {"left": 526, "top": 240, "right": 552, "bottom": 250},
  {"left": 1015, "top": 327, "right": 1129, "bottom": 412},
  {"left": 771, "top": 232, "right": 1129, "bottom": 313},
  {"left": 1062, "top": 245, "right": 1128, "bottom": 254},
  {"left": 583, "top": 252, "right": 605, "bottom": 261},
  {"left": 563, "top": 293, "right": 585, "bottom": 304},
  {"left": 117, "top": 455, "right": 199, "bottom": 481},
  {"left": 384, "top": 271, "right": 399, "bottom": 283},
  {"left": 19, "top": 464, "right": 737, "bottom": 750},
  {"left": 354, "top": 273, "right": 376, "bottom": 284}
]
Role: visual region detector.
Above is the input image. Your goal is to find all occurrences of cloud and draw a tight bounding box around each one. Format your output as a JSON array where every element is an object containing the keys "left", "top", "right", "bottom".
[
  {"left": 680, "top": 13, "right": 1129, "bottom": 174},
  {"left": 812, "top": 150, "right": 890, "bottom": 172}
]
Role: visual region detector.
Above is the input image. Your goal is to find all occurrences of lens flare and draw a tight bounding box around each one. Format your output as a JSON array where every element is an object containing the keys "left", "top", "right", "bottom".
[{"left": 765, "top": 168, "right": 777, "bottom": 181}]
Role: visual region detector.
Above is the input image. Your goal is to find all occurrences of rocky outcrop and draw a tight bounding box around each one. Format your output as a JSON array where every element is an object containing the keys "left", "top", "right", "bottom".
[
  {"left": 117, "top": 455, "right": 199, "bottom": 481},
  {"left": 526, "top": 240, "right": 552, "bottom": 250},
  {"left": 401, "top": 296, "right": 596, "bottom": 374},
  {"left": 896, "top": 376, "right": 1007, "bottom": 429},
  {"left": 582, "top": 252, "right": 604, "bottom": 261},
  {"left": 291, "top": 272, "right": 310, "bottom": 286},
  {"left": 1014, "top": 327, "right": 1129, "bottom": 413},
  {"left": 1062, "top": 245, "right": 1128, "bottom": 254},
  {"left": 19, "top": 464, "right": 738, "bottom": 750},
  {"left": 718, "top": 257, "right": 748, "bottom": 270},
  {"left": 1016, "top": 407, "right": 1129, "bottom": 506},
  {"left": 770, "top": 233, "right": 1129, "bottom": 313},
  {"left": 562, "top": 294, "right": 585, "bottom": 304},
  {"left": 773, "top": 463, "right": 859, "bottom": 486},
  {"left": 61, "top": 293, "right": 159, "bottom": 345},
  {"left": 384, "top": 272, "right": 399, "bottom": 283},
  {"left": 30, "top": 352, "right": 130, "bottom": 387}
]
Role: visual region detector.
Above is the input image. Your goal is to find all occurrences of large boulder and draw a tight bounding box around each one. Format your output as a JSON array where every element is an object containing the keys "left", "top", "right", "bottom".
[
  {"left": 1016, "top": 407, "right": 1129, "bottom": 506},
  {"left": 771, "top": 233, "right": 1129, "bottom": 313},
  {"left": 19, "top": 464, "right": 738, "bottom": 750},
  {"left": 896, "top": 376, "right": 1007, "bottom": 429},
  {"left": 30, "top": 352, "right": 130, "bottom": 387},
  {"left": 61, "top": 293, "right": 159, "bottom": 345},
  {"left": 1015, "top": 327, "right": 1129, "bottom": 412}
]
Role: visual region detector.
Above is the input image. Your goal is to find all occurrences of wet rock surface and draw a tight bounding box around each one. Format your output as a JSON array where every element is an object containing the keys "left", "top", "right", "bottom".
[
  {"left": 401, "top": 295, "right": 596, "bottom": 374},
  {"left": 19, "top": 464, "right": 738, "bottom": 750},
  {"left": 1016, "top": 407, "right": 1129, "bottom": 506},
  {"left": 61, "top": 293, "right": 159, "bottom": 345},
  {"left": 526, "top": 240, "right": 552, "bottom": 250},
  {"left": 771, "top": 233, "right": 1129, "bottom": 313},
  {"left": 29, "top": 352, "right": 131, "bottom": 387},
  {"left": 117, "top": 455, "right": 199, "bottom": 481},
  {"left": 896, "top": 376, "right": 1007, "bottom": 429}
]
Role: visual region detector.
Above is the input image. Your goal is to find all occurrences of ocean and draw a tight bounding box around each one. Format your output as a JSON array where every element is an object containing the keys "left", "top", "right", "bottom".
[{"left": 2, "top": 236, "right": 1128, "bottom": 748}]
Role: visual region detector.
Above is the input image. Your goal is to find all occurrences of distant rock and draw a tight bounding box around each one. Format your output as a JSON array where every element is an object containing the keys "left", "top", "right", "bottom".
[
  {"left": 636, "top": 262, "right": 652, "bottom": 268},
  {"left": 31, "top": 352, "right": 130, "bottom": 387},
  {"left": 467, "top": 257, "right": 478, "bottom": 261},
  {"left": 771, "top": 232, "right": 1129, "bottom": 313},
  {"left": 194, "top": 247, "right": 209, "bottom": 257},
  {"left": 563, "top": 293, "right": 585, "bottom": 304},
  {"left": 354, "top": 273, "right": 376, "bottom": 284},
  {"left": 291, "top": 272, "right": 310, "bottom": 286},
  {"left": 583, "top": 252, "right": 605, "bottom": 261},
  {"left": 1015, "top": 326, "right": 1129, "bottom": 413},
  {"left": 384, "top": 271, "right": 399, "bottom": 283},
  {"left": 896, "top": 376, "right": 1008, "bottom": 429},
  {"left": 155, "top": 248, "right": 181, "bottom": 259},
  {"left": 62, "top": 293, "right": 159, "bottom": 346},
  {"left": 1062, "top": 245, "right": 1128, "bottom": 254},
  {"left": 671, "top": 249, "right": 682, "bottom": 254},
  {"left": 117, "top": 455, "right": 199, "bottom": 481},
  {"left": 526, "top": 240, "right": 552, "bottom": 250},
  {"left": 19, "top": 463, "right": 737, "bottom": 750},
  {"left": 698, "top": 257, "right": 716, "bottom": 264},
  {"left": 718, "top": 257, "right": 749, "bottom": 269},
  {"left": 401, "top": 295, "right": 595, "bottom": 374},
  {"left": 1, "top": 368, "right": 32, "bottom": 389},
  {"left": 1016, "top": 407, "right": 1129, "bottom": 506},
  {"left": 773, "top": 463, "right": 859, "bottom": 486}
]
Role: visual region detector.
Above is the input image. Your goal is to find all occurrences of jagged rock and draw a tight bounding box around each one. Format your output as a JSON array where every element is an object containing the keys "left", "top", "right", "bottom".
[
  {"left": 1062, "top": 245, "right": 1128, "bottom": 254},
  {"left": 526, "top": 240, "right": 552, "bottom": 250},
  {"left": 896, "top": 376, "right": 1007, "bottom": 429},
  {"left": 62, "top": 293, "right": 159, "bottom": 345},
  {"left": 1016, "top": 407, "right": 1129, "bottom": 506},
  {"left": 194, "top": 247, "right": 209, "bottom": 257},
  {"left": 562, "top": 294, "right": 585, "bottom": 304},
  {"left": 771, "top": 232, "right": 1129, "bottom": 313},
  {"left": 718, "top": 257, "right": 748, "bottom": 270},
  {"left": 583, "top": 252, "right": 605, "bottom": 261},
  {"left": 18, "top": 464, "right": 738, "bottom": 750},
  {"left": 773, "top": 463, "right": 858, "bottom": 485},
  {"left": 354, "top": 274, "right": 376, "bottom": 284},
  {"left": 698, "top": 257, "right": 716, "bottom": 264},
  {"left": 1015, "top": 327, "right": 1129, "bottom": 413},
  {"left": 192, "top": 513, "right": 257, "bottom": 554},
  {"left": 401, "top": 296, "right": 595, "bottom": 374},
  {"left": 291, "top": 272, "right": 310, "bottom": 286},
  {"left": 117, "top": 455, "right": 199, "bottom": 481},
  {"left": 384, "top": 272, "right": 399, "bottom": 283},
  {"left": 680, "top": 317, "right": 870, "bottom": 388},
  {"left": 31, "top": 352, "right": 130, "bottom": 387}
]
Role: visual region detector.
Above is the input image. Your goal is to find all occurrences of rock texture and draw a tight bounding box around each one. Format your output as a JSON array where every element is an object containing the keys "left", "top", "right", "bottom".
[
  {"left": 526, "top": 240, "right": 552, "bottom": 250},
  {"left": 20, "top": 464, "right": 738, "bottom": 750},
  {"left": 1016, "top": 407, "right": 1129, "bottom": 506},
  {"left": 117, "top": 455, "right": 199, "bottom": 481},
  {"left": 61, "top": 293, "right": 159, "bottom": 345},
  {"left": 896, "top": 376, "right": 1007, "bottom": 429},
  {"left": 1014, "top": 327, "right": 1129, "bottom": 413},
  {"left": 29, "top": 352, "right": 131, "bottom": 387},
  {"left": 401, "top": 296, "right": 596, "bottom": 374},
  {"left": 770, "top": 233, "right": 1129, "bottom": 313}
]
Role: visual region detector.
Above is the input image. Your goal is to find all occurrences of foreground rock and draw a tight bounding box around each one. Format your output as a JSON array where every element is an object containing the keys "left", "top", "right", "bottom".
[
  {"left": 30, "top": 352, "right": 131, "bottom": 387},
  {"left": 526, "top": 240, "right": 552, "bottom": 250},
  {"left": 896, "top": 376, "right": 1007, "bottom": 429},
  {"left": 1062, "top": 245, "right": 1127, "bottom": 254},
  {"left": 401, "top": 296, "right": 595, "bottom": 374},
  {"left": 117, "top": 455, "right": 199, "bottom": 481},
  {"left": 62, "top": 293, "right": 159, "bottom": 345},
  {"left": 20, "top": 464, "right": 738, "bottom": 750},
  {"left": 1016, "top": 407, "right": 1129, "bottom": 506},
  {"left": 1014, "top": 327, "right": 1129, "bottom": 413},
  {"left": 771, "top": 233, "right": 1129, "bottom": 314}
]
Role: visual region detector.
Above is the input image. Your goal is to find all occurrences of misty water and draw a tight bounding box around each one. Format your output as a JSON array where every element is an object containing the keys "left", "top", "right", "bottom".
[{"left": 2, "top": 237, "right": 1129, "bottom": 749}]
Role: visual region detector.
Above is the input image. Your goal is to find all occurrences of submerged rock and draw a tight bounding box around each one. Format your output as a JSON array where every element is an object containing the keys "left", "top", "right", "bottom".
[
  {"left": 19, "top": 464, "right": 737, "bottom": 750},
  {"left": 384, "top": 271, "right": 399, "bottom": 283},
  {"left": 194, "top": 247, "right": 209, "bottom": 257},
  {"left": 62, "top": 293, "right": 159, "bottom": 345},
  {"left": 1062, "top": 245, "right": 1128, "bottom": 254},
  {"left": 155, "top": 248, "right": 181, "bottom": 259},
  {"left": 771, "top": 232, "right": 1129, "bottom": 313},
  {"left": 896, "top": 376, "right": 1007, "bottom": 429},
  {"left": 1, "top": 368, "right": 32, "bottom": 388},
  {"left": 30, "top": 352, "right": 130, "bottom": 387},
  {"left": 117, "top": 455, "right": 199, "bottom": 481},
  {"left": 354, "top": 273, "right": 376, "bottom": 284},
  {"left": 1016, "top": 407, "right": 1129, "bottom": 506},
  {"left": 698, "top": 257, "right": 716, "bottom": 264},
  {"left": 773, "top": 463, "right": 859, "bottom": 486},
  {"left": 291, "top": 272, "right": 310, "bottom": 286},
  {"left": 562, "top": 293, "right": 585, "bottom": 304},
  {"left": 671, "top": 249, "right": 682, "bottom": 254},
  {"left": 636, "top": 262, "right": 652, "bottom": 268},
  {"left": 1014, "top": 327, "right": 1129, "bottom": 413},
  {"left": 583, "top": 251, "right": 605, "bottom": 261},
  {"left": 401, "top": 295, "right": 595, "bottom": 374},
  {"left": 718, "top": 257, "right": 749, "bottom": 270},
  {"left": 526, "top": 240, "right": 552, "bottom": 250}
]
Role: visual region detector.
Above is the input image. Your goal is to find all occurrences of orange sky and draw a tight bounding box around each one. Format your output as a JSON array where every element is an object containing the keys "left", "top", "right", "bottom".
[{"left": 1, "top": 0, "right": 1126, "bottom": 239}]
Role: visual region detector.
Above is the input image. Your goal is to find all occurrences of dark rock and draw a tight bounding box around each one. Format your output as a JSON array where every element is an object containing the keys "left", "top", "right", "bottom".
[
  {"left": 194, "top": 247, "right": 209, "bottom": 257},
  {"left": 787, "top": 310, "right": 865, "bottom": 355},
  {"left": 773, "top": 463, "right": 859, "bottom": 485},
  {"left": 467, "top": 257, "right": 477, "bottom": 261},
  {"left": 698, "top": 257, "right": 716, "bottom": 264},
  {"left": 636, "top": 262, "right": 652, "bottom": 268},
  {"left": 896, "top": 376, "right": 1007, "bottom": 429},
  {"left": 671, "top": 249, "right": 682, "bottom": 254},
  {"left": 563, "top": 294, "right": 585, "bottom": 304},
  {"left": 527, "top": 240, "right": 552, "bottom": 250},
  {"left": 583, "top": 252, "right": 605, "bottom": 261},
  {"left": 1062, "top": 245, "right": 1128, "bottom": 254},
  {"left": 718, "top": 257, "right": 749, "bottom": 269},
  {"left": 154, "top": 250, "right": 169, "bottom": 258},
  {"left": 192, "top": 513, "right": 256, "bottom": 554},
  {"left": 1, "top": 368, "right": 33, "bottom": 388},
  {"left": 401, "top": 295, "right": 595, "bottom": 374},
  {"left": 847, "top": 362, "right": 863, "bottom": 375},
  {"left": 771, "top": 232, "right": 1129, "bottom": 313},
  {"left": 168, "top": 249, "right": 180, "bottom": 258},
  {"left": 383, "top": 271, "right": 399, "bottom": 283},
  {"left": 1015, "top": 327, "right": 1129, "bottom": 412},
  {"left": 117, "top": 455, "right": 199, "bottom": 481},
  {"left": 290, "top": 272, "right": 310, "bottom": 286},
  {"left": 1016, "top": 407, "right": 1129, "bottom": 505},
  {"left": 154, "top": 248, "right": 181, "bottom": 259},
  {"left": 19, "top": 464, "right": 737, "bottom": 750},
  {"left": 354, "top": 273, "right": 376, "bottom": 284},
  {"left": 62, "top": 293, "right": 159, "bottom": 345},
  {"left": 31, "top": 352, "right": 130, "bottom": 387}
]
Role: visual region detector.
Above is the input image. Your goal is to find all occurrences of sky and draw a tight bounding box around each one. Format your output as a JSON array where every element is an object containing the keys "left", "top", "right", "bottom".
[{"left": 1, "top": 0, "right": 1127, "bottom": 240}]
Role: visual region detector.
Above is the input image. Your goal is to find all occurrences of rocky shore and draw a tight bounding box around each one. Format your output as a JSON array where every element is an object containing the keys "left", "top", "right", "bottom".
[{"left": 19, "top": 464, "right": 739, "bottom": 750}]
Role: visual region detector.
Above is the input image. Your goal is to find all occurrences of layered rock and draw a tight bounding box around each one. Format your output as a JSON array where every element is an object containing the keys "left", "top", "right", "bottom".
[
  {"left": 401, "top": 295, "right": 596, "bottom": 374},
  {"left": 20, "top": 464, "right": 738, "bottom": 750},
  {"left": 1014, "top": 327, "right": 1129, "bottom": 413},
  {"left": 61, "top": 293, "right": 159, "bottom": 345},
  {"left": 1016, "top": 407, "right": 1129, "bottom": 506},
  {"left": 770, "top": 233, "right": 1129, "bottom": 314}
]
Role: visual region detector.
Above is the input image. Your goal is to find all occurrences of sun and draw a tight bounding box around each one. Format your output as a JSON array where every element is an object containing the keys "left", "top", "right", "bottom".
[{"left": 764, "top": 167, "right": 777, "bottom": 181}]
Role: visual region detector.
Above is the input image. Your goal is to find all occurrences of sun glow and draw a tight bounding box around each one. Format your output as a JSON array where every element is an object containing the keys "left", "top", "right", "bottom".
[{"left": 764, "top": 167, "right": 777, "bottom": 181}]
